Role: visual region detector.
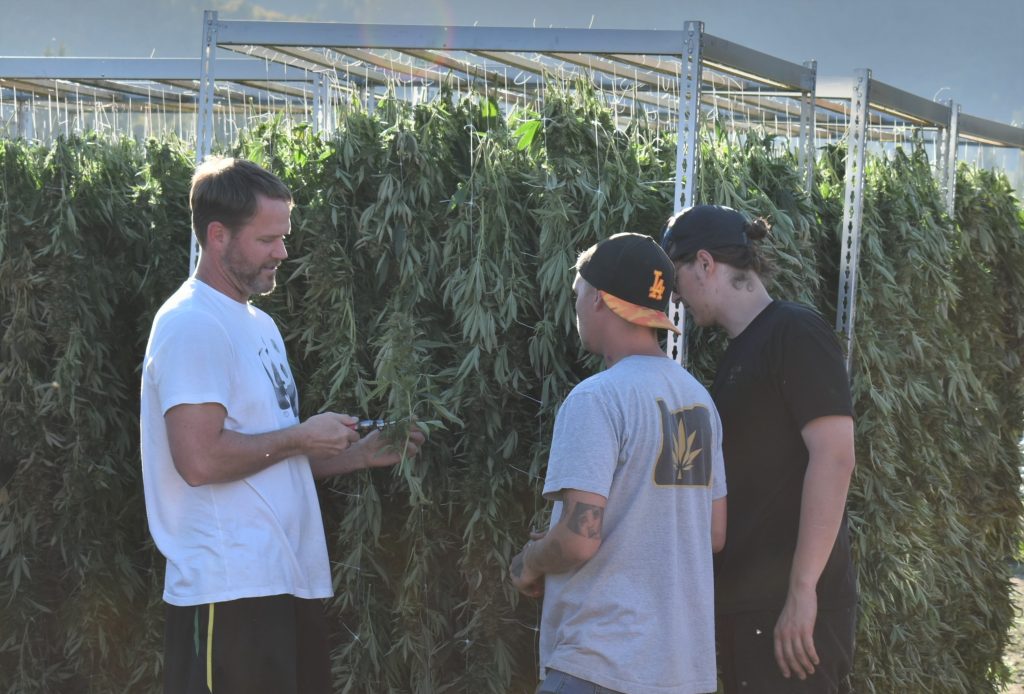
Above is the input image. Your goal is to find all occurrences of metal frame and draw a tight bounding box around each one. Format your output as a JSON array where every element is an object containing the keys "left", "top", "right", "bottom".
[
  {"left": 665, "top": 20, "right": 705, "bottom": 366},
  {"left": 834, "top": 69, "right": 871, "bottom": 372},
  {"left": 944, "top": 103, "right": 960, "bottom": 216},
  {"left": 0, "top": 55, "right": 327, "bottom": 154},
  {"left": 194, "top": 13, "right": 817, "bottom": 365},
  {"left": 194, "top": 11, "right": 219, "bottom": 272},
  {"left": 799, "top": 60, "right": 817, "bottom": 193},
  {"left": 7, "top": 18, "right": 1020, "bottom": 368},
  {"left": 818, "top": 71, "right": 1024, "bottom": 370}
]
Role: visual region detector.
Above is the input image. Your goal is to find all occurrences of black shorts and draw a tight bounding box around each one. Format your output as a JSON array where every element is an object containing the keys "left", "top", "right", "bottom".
[
  {"left": 163, "top": 594, "right": 331, "bottom": 694},
  {"left": 717, "top": 605, "right": 856, "bottom": 694}
]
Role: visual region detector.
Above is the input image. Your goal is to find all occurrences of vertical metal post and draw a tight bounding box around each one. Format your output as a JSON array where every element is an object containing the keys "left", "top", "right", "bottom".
[
  {"left": 674, "top": 20, "right": 703, "bottom": 213},
  {"left": 313, "top": 72, "right": 325, "bottom": 135},
  {"left": 935, "top": 121, "right": 948, "bottom": 194},
  {"left": 322, "top": 74, "right": 336, "bottom": 133},
  {"left": 835, "top": 69, "right": 871, "bottom": 373},
  {"left": 666, "top": 20, "right": 704, "bottom": 367},
  {"left": 193, "top": 10, "right": 219, "bottom": 274},
  {"left": 1018, "top": 150, "right": 1024, "bottom": 198},
  {"left": 945, "top": 102, "right": 960, "bottom": 217},
  {"left": 798, "top": 60, "right": 817, "bottom": 195},
  {"left": 17, "top": 102, "right": 34, "bottom": 140}
]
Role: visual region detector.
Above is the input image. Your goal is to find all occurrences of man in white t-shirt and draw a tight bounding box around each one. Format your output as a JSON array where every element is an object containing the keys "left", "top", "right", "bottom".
[
  {"left": 140, "top": 157, "right": 424, "bottom": 694},
  {"left": 510, "top": 233, "right": 727, "bottom": 694}
]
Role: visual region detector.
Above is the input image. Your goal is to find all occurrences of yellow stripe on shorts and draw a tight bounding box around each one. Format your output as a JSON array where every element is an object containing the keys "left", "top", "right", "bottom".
[{"left": 206, "top": 603, "right": 215, "bottom": 692}]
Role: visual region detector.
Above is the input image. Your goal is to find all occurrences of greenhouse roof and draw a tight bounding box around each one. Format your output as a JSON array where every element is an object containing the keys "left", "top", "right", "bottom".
[{"left": 1, "top": 18, "right": 1021, "bottom": 149}]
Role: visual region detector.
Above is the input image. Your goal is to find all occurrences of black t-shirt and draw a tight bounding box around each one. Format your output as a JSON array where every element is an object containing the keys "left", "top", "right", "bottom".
[{"left": 712, "top": 300, "right": 857, "bottom": 614}]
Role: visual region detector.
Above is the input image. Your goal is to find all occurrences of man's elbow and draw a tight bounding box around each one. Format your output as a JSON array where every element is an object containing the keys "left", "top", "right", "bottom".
[
  {"left": 172, "top": 456, "right": 212, "bottom": 487},
  {"left": 836, "top": 449, "right": 857, "bottom": 478},
  {"left": 564, "top": 538, "right": 602, "bottom": 568},
  {"left": 712, "top": 530, "right": 726, "bottom": 553}
]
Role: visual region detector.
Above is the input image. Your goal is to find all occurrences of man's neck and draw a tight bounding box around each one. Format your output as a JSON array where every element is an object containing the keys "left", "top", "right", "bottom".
[
  {"left": 195, "top": 261, "right": 248, "bottom": 304},
  {"left": 601, "top": 330, "right": 666, "bottom": 367},
  {"left": 719, "top": 286, "right": 773, "bottom": 339}
]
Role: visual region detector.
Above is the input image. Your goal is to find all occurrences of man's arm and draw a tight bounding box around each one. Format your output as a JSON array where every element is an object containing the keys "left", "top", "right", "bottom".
[
  {"left": 165, "top": 402, "right": 359, "bottom": 486},
  {"left": 773, "top": 414, "right": 856, "bottom": 680},
  {"left": 308, "top": 427, "right": 426, "bottom": 478},
  {"left": 509, "top": 489, "right": 606, "bottom": 597},
  {"left": 711, "top": 496, "right": 727, "bottom": 553}
]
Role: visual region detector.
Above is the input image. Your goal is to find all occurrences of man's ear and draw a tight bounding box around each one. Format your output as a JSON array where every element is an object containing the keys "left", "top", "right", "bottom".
[
  {"left": 695, "top": 249, "right": 715, "bottom": 275},
  {"left": 205, "top": 221, "right": 229, "bottom": 249}
]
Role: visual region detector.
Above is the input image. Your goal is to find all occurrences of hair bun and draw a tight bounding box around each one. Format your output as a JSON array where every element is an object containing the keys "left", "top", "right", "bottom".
[{"left": 746, "top": 217, "right": 771, "bottom": 242}]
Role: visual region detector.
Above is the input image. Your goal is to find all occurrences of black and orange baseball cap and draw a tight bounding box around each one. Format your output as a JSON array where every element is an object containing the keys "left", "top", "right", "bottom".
[{"left": 578, "top": 233, "right": 680, "bottom": 334}]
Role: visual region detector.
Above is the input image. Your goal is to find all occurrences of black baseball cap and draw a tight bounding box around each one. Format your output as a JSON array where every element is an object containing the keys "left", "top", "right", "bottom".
[
  {"left": 578, "top": 233, "right": 680, "bottom": 334},
  {"left": 661, "top": 205, "right": 750, "bottom": 260}
]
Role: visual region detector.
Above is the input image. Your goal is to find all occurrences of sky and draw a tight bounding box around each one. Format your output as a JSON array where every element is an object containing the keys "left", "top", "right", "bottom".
[{"left": 1, "top": 0, "right": 1022, "bottom": 126}]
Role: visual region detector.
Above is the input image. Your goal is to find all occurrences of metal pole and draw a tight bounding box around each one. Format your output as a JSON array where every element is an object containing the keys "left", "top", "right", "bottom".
[
  {"left": 945, "top": 102, "right": 960, "bottom": 217},
  {"left": 835, "top": 69, "right": 871, "bottom": 373},
  {"left": 192, "top": 10, "right": 219, "bottom": 274},
  {"left": 935, "top": 120, "right": 948, "bottom": 195},
  {"left": 313, "top": 72, "right": 325, "bottom": 134},
  {"left": 666, "top": 20, "right": 703, "bottom": 367},
  {"left": 17, "top": 101, "right": 34, "bottom": 140},
  {"left": 799, "top": 59, "right": 817, "bottom": 195}
]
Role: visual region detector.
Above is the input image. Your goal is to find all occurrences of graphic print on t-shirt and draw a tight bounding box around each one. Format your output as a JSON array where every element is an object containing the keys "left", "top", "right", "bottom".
[
  {"left": 258, "top": 337, "right": 298, "bottom": 417},
  {"left": 652, "top": 399, "right": 713, "bottom": 487}
]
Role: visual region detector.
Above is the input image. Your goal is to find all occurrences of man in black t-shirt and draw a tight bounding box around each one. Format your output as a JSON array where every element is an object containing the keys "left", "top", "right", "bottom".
[{"left": 662, "top": 205, "right": 858, "bottom": 694}]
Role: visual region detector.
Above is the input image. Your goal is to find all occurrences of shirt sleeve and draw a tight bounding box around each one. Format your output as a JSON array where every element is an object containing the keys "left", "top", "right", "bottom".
[
  {"left": 776, "top": 308, "right": 854, "bottom": 430},
  {"left": 542, "top": 389, "right": 620, "bottom": 501},
  {"left": 147, "top": 310, "right": 236, "bottom": 415}
]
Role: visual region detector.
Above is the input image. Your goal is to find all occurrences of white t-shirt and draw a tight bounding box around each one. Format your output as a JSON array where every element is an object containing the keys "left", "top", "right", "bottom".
[
  {"left": 539, "top": 355, "right": 727, "bottom": 694},
  {"left": 140, "top": 278, "right": 332, "bottom": 606}
]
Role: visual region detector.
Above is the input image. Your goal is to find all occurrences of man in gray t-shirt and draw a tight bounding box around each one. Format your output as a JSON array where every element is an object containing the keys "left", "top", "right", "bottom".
[{"left": 510, "top": 233, "right": 727, "bottom": 694}]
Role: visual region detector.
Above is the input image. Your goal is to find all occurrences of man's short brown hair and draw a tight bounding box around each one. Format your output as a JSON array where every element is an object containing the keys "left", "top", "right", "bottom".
[{"left": 190, "top": 157, "right": 292, "bottom": 247}]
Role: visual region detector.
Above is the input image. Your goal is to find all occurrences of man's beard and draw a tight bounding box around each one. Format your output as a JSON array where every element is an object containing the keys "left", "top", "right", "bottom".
[{"left": 224, "top": 245, "right": 277, "bottom": 297}]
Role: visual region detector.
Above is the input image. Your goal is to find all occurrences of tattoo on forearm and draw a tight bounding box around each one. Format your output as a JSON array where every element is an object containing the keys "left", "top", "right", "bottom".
[
  {"left": 566, "top": 502, "right": 603, "bottom": 539},
  {"left": 510, "top": 552, "right": 524, "bottom": 579}
]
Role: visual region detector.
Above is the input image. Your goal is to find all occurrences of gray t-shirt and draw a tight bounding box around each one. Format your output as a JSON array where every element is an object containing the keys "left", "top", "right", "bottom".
[{"left": 539, "top": 355, "right": 726, "bottom": 694}]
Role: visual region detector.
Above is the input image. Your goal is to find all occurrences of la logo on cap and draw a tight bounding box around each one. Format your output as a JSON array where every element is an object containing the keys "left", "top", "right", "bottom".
[{"left": 648, "top": 270, "right": 666, "bottom": 301}]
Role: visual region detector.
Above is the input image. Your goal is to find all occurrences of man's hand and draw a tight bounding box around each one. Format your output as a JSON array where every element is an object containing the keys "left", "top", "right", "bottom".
[
  {"left": 346, "top": 427, "right": 426, "bottom": 470},
  {"left": 299, "top": 413, "right": 360, "bottom": 459},
  {"left": 774, "top": 584, "right": 819, "bottom": 679},
  {"left": 510, "top": 531, "right": 546, "bottom": 598},
  {"left": 309, "top": 424, "right": 425, "bottom": 477}
]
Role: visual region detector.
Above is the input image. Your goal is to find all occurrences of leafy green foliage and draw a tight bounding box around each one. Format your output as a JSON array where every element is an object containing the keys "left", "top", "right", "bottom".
[{"left": 0, "top": 87, "right": 1021, "bottom": 694}]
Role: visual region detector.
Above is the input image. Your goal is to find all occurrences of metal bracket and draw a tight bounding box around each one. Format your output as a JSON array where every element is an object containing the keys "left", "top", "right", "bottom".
[
  {"left": 945, "top": 102, "right": 960, "bottom": 216},
  {"left": 667, "top": 20, "right": 704, "bottom": 366},
  {"left": 835, "top": 69, "right": 871, "bottom": 373},
  {"left": 798, "top": 59, "right": 817, "bottom": 195},
  {"left": 193, "top": 10, "right": 220, "bottom": 274}
]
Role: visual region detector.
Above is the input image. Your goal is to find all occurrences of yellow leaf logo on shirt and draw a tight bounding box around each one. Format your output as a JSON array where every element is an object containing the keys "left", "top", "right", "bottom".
[{"left": 674, "top": 420, "right": 703, "bottom": 480}]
